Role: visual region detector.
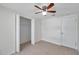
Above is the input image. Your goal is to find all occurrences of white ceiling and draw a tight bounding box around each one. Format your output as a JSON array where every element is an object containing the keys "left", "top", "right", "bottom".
[{"left": 0, "top": 3, "right": 79, "bottom": 20}]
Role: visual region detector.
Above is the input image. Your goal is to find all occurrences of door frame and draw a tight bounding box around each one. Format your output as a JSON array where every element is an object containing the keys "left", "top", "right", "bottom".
[{"left": 15, "top": 14, "right": 35, "bottom": 52}]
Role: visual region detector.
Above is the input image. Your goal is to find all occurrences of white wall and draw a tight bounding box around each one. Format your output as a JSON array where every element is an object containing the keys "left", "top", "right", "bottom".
[
  {"left": 0, "top": 6, "right": 16, "bottom": 54},
  {"left": 41, "top": 17, "right": 61, "bottom": 45},
  {"left": 34, "top": 19, "right": 41, "bottom": 43},
  {"left": 20, "top": 16, "right": 31, "bottom": 44}
]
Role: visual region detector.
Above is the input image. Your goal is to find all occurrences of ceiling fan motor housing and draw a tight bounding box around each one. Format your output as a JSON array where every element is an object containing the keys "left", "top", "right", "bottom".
[{"left": 42, "top": 6, "right": 47, "bottom": 11}]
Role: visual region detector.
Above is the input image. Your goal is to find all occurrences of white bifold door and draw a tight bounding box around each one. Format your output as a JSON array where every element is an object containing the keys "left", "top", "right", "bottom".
[{"left": 62, "top": 16, "right": 77, "bottom": 49}]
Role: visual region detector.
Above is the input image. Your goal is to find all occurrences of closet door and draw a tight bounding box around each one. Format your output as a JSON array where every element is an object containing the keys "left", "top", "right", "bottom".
[{"left": 62, "top": 16, "right": 77, "bottom": 49}]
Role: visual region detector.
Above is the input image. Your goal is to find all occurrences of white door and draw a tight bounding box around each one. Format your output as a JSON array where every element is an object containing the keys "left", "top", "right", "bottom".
[
  {"left": 20, "top": 17, "right": 31, "bottom": 44},
  {"left": 62, "top": 16, "right": 77, "bottom": 49}
]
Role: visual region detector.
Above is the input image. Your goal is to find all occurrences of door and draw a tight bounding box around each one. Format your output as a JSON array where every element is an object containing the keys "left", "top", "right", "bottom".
[
  {"left": 20, "top": 17, "right": 31, "bottom": 44},
  {"left": 62, "top": 16, "right": 77, "bottom": 49}
]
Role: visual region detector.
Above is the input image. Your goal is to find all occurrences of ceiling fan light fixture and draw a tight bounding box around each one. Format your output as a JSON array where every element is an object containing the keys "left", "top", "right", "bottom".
[{"left": 42, "top": 11, "right": 47, "bottom": 16}]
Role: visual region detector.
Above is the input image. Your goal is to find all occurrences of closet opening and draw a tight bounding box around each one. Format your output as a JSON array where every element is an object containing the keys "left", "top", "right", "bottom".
[
  {"left": 15, "top": 14, "right": 34, "bottom": 53},
  {"left": 20, "top": 16, "right": 31, "bottom": 51}
]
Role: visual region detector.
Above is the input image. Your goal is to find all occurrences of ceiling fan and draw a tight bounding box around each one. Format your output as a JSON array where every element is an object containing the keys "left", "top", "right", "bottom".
[{"left": 34, "top": 3, "right": 56, "bottom": 16}]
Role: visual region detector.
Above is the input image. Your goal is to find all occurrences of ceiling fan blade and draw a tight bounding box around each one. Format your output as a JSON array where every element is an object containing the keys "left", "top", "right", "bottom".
[
  {"left": 35, "top": 11, "right": 42, "bottom": 14},
  {"left": 47, "top": 11, "right": 56, "bottom": 13},
  {"left": 47, "top": 3, "right": 54, "bottom": 9},
  {"left": 34, "top": 5, "right": 42, "bottom": 10}
]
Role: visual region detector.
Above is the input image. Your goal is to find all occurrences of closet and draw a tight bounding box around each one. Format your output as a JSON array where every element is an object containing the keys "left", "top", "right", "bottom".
[
  {"left": 41, "top": 14, "right": 78, "bottom": 49},
  {"left": 61, "top": 15, "right": 77, "bottom": 49},
  {"left": 20, "top": 16, "right": 31, "bottom": 44}
]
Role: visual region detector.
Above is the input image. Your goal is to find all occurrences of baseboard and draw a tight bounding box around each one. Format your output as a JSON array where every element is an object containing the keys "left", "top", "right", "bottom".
[
  {"left": 35, "top": 39, "right": 41, "bottom": 43},
  {"left": 41, "top": 38, "right": 61, "bottom": 46},
  {"left": 0, "top": 50, "right": 16, "bottom": 55},
  {"left": 20, "top": 40, "right": 31, "bottom": 45},
  {"left": 10, "top": 51, "right": 16, "bottom": 55},
  {"left": 41, "top": 38, "right": 78, "bottom": 50}
]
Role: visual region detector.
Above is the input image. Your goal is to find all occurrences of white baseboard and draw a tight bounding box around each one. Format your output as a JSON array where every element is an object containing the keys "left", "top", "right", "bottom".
[
  {"left": 10, "top": 51, "right": 16, "bottom": 55},
  {"left": 20, "top": 40, "right": 31, "bottom": 45},
  {"left": 41, "top": 38, "right": 77, "bottom": 50},
  {"left": 41, "top": 38, "right": 61, "bottom": 46},
  {"left": 35, "top": 39, "right": 41, "bottom": 43},
  {"left": 0, "top": 50, "right": 15, "bottom": 55}
]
